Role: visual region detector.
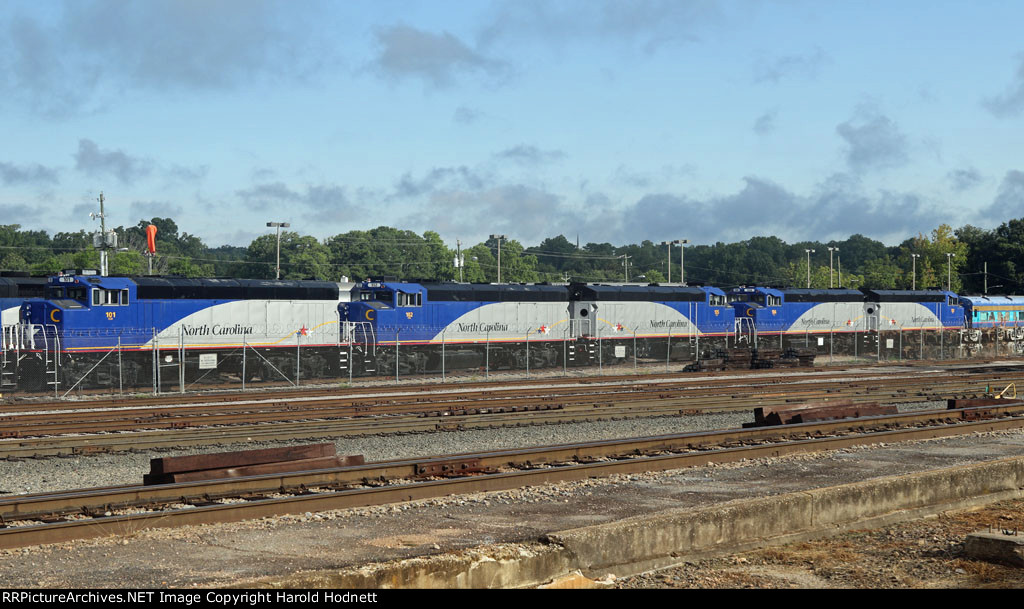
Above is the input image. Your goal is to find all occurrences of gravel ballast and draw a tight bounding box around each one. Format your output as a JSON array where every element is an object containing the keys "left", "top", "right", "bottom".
[{"left": 0, "top": 400, "right": 944, "bottom": 495}]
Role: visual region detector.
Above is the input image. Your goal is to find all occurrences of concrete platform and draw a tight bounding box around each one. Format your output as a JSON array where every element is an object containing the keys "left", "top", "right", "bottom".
[{"left": 2, "top": 429, "right": 1024, "bottom": 588}]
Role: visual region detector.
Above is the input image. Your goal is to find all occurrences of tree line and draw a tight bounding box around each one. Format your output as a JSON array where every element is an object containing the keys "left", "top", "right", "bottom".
[{"left": 0, "top": 218, "right": 1021, "bottom": 295}]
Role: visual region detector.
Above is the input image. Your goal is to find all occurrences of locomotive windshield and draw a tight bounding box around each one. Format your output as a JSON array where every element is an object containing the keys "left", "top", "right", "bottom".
[
  {"left": 47, "top": 286, "right": 88, "bottom": 302},
  {"left": 357, "top": 290, "right": 393, "bottom": 303}
]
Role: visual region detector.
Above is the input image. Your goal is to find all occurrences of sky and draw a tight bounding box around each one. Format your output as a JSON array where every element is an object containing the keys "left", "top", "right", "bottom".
[{"left": 2, "top": 0, "right": 1024, "bottom": 250}]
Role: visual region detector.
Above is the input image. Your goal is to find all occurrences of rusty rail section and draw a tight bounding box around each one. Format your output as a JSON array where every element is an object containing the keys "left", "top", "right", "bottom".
[
  {"left": 2, "top": 401, "right": 1024, "bottom": 549},
  {"left": 2, "top": 368, "right": 1021, "bottom": 440},
  {"left": 4, "top": 360, "right": 1019, "bottom": 416},
  {"left": 0, "top": 372, "right": 1021, "bottom": 459}
]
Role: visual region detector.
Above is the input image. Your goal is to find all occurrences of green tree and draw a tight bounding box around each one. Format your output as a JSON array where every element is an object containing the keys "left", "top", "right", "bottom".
[{"left": 247, "top": 232, "right": 332, "bottom": 280}]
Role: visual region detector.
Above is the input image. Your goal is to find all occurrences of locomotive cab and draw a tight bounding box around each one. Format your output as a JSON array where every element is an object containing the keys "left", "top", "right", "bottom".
[
  {"left": 23, "top": 274, "right": 136, "bottom": 347},
  {"left": 343, "top": 281, "right": 426, "bottom": 331}
]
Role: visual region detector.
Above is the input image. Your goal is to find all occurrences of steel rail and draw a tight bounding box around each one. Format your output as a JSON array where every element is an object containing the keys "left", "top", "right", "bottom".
[
  {"left": 6, "top": 358, "right": 1017, "bottom": 412},
  {"left": 2, "top": 402, "right": 1023, "bottom": 530},
  {"left": 2, "top": 369, "right": 1018, "bottom": 438},
  {"left": 2, "top": 409, "right": 1024, "bottom": 550},
  {"left": 0, "top": 374, "right": 1016, "bottom": 457}
]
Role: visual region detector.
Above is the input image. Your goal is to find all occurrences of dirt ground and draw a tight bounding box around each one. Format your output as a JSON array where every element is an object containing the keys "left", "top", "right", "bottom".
[{"left": 618, "top": 498, "right": 1024, "bottom": 589}]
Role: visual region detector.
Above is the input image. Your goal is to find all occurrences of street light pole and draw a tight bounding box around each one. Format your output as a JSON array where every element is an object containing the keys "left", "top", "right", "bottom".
[
  {"left": 679, "top": 239, "right": 689, "bottom": 285},
  {"left": 490, "top": 234, "right": 506, "bottom": 283},
  {"left": 827, "top": 246, "right": 838, "bottom": 288},
  {"left": 266, "top": 221, "right": 290, "bottom": 280},
  {"left": 946, "top": 253, "right": 956, "bottom": 290},
  {"left": 659, "top": 239, "right": 687, "bottom": 283},
  {"left": 660, "top": 241, "right": 673, "bottom": 283},
  {"left": 805, "top": 249, "right": 815, "bottom": 288},
  {"left": 911, "top": 253, "right": 920, "bottom": 290}
]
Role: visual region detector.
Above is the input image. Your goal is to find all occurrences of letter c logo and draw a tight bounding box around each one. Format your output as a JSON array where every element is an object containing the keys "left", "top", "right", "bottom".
[
  {"left": 365, "top": 309, "right": 376, "bottom": 321},
  {"left": 50, "top": 309, "right": 62, "bottom": 323}
]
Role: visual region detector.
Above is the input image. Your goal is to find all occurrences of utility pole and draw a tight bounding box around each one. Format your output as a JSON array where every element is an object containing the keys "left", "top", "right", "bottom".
[
  {"left": 98, "top": 192, "right": 107, "bottom": 276},
  {"left": 621, "top": 254, "right": 631, "bottom": 282},
  {"left": 90, "top": 192, "right": 114, "bottom": 276},
  {"left": 911, "top": 253, "right": 920, "bottom": 290},
  {"left": 946, "top": 253, "right": 956, "bottom": 291}
]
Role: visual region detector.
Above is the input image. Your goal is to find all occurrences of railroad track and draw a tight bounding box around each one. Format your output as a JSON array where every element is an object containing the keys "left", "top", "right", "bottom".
[
  {"left": 1, "top": 365, "right": 1021, "bottom": 458},
  {"left": 2, "top": 400, "right": 1024, "bottom": 550}
]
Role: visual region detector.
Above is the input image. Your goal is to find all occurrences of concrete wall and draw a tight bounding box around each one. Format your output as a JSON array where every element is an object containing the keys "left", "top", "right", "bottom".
[{"left": 252, "top": 456, "right": 1024, "bottom": 589}]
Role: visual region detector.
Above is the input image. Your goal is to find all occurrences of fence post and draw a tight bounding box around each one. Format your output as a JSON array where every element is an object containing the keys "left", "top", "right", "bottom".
[
  {"left": 854, "top": 323, "right": 858, "bottom": 360},
  {"left": 348, "top": 340, "right": 353, "bottom": 385},
  {"left": 118, "top": 335, "right": 123, "bottom": 396},
  {"left": 563, "top": 325, "right": 568, "bottom": 377},
  {"left": 153, "top": 328, "right": 160, "bottom": 394},
  {"left": 396, "top": 328, "right": 400, "bottom": 384},
  {"left": 666, "top": 329, "right": 671, "bottom": 372},
  {"left": 526, "top": 329, "right": 530, "bottom": 379},
  {"left": 598, "top": 324, "right": 602, "bottom": 374},
  {"left": 633, "top": 330, "right": 637, "bottom": 373},
  {"left": 242, "top": 335, "right": 247, "bottom": 391},
  {"left": 296, "top": 330, "right": 301, "bottom": 386},
  {"left": 441, "top": 329, "right": 446, "bottom": 382},
  {"left": 485, "top": 331, "right": 490, "bottom": 379},
  {"left": 180, "top": 326, "right": 185, "bottom": 394}
]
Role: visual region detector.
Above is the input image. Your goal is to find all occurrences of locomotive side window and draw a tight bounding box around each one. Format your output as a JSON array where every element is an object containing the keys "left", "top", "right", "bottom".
[
  {"left": 92, "top": 288, "right": 125, "bottom": 306},
  {"left": 766, "top": 295, "right": 781, "bottom": 307},
  {"left": 397, "top": 292, "right": 422, "bottom": 307},
  {"left": 67, "top": 287, "right": 86, "bottom": 301}
]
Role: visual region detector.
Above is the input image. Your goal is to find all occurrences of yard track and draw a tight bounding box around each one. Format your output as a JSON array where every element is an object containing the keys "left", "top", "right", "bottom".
[{"left": 2, "top": 400, "right": 1023, "bottom": 550}]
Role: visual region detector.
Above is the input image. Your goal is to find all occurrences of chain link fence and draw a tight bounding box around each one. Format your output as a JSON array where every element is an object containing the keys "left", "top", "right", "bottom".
[{"left": 1, "top": 322, "right": 1020, "bottom": 399}]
